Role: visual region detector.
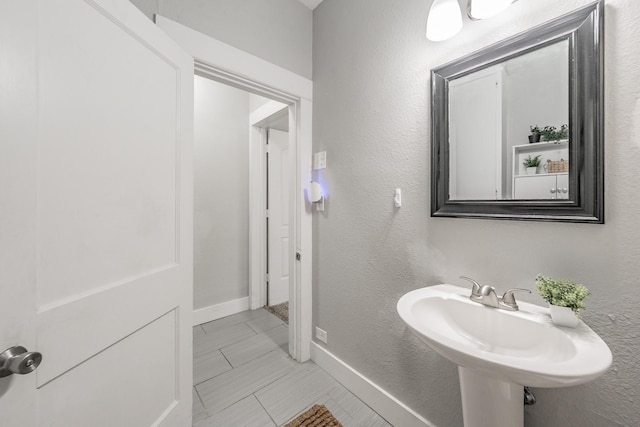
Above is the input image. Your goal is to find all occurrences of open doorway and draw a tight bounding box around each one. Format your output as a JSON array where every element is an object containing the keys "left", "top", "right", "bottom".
[
  {"left": 156, "top": 15, "right": 313, "bottom": 364},
  {"left": 191, "top": 75, "right": 292, "bottom": 321},
  {"left": 191, "top": 75, "right": 292, "bottom": 395}
]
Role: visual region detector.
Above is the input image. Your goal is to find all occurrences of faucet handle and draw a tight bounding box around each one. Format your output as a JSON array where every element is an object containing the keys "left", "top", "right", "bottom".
[
  {"left": 460, "top": 276, "right": 482, "bottom": 296},
  {"left": 501, "top": 288, "right": 531, "bottom": 309}
]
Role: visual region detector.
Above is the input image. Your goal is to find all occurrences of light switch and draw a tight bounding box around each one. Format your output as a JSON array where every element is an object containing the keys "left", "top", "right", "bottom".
[
  {"left": 313, "top": 151, "right": 327, "bottom": 170},
  {"left": 394, "top": 188, "right": 402, "bottom": 207}
]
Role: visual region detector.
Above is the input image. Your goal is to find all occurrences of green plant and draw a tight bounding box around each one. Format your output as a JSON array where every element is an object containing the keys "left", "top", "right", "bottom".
[
  {"left": 529, "top": 125, "right": 541, "bottom": 135},
  {"left": 522, "top": 154, "right": 542, "bottom": 168},
  {"left": 535, "top": 274, "right": 590, "bottom": 316},
  {"left": 539, "top": 124, "right": 568, "bottom": 141}
]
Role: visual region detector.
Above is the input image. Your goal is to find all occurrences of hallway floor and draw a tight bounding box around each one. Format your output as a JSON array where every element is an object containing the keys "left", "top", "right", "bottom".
[{"left": 192, "top": 308, "right": 391, "bottom": 426}]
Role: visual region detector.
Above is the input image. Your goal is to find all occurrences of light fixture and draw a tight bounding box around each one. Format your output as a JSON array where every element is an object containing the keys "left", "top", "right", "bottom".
[
  {"left": 426, "top": 0, "right": 463, "bottom": 42},
  {"left": 467, "top": 0, "right": 516, "bottom": 20}
]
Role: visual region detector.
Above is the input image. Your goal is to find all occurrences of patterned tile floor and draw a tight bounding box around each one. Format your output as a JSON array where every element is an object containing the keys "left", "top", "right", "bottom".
[{"left": 192, "top": 308, "right": 391, "bottom": 426}]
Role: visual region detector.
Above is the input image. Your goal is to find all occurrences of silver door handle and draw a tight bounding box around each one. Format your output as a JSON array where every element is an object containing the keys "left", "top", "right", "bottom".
[{"left": 0, "top": 346, "right": 42, "bottom": 377}]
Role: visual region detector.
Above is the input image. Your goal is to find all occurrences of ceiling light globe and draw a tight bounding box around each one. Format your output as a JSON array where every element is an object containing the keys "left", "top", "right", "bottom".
[{"left": 426, "top": 0, "right": 463, "bottom": 42}]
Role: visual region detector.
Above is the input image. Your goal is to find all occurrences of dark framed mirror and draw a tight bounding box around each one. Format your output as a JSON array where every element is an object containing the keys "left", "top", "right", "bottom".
[{"left": 431, "top": 1, "right": 603, "bottom": 223}]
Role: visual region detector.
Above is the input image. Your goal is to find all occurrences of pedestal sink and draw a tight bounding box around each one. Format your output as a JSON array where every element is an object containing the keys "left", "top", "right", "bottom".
[{"left": 397, "top": 284, "right": 612, "bottom": 427}]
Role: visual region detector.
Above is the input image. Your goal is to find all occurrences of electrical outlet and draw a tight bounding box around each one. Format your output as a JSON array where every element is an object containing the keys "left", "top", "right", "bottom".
[{"left": 315, "top": 326, "right": 328, "bottom": 344}]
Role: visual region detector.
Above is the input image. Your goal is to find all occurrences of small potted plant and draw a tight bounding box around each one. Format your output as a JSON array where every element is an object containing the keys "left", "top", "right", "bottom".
[
  {"left": 528, "top": 125, "right": 541, "bottom": 143},
  {"left": 535, "top": 274, "right": 590, "bottom": 327},
  {"left": 539, "top": 124, "right": 568, "bottom": 142},
  {"left": 522, "top": 154, "right": 542, "bottom": 175}
]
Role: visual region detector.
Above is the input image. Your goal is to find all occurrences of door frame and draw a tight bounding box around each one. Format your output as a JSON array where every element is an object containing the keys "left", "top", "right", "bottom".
[
  {"left": 250, "top": 101, "right": 290, "bottom": 308},
  {"left": 155, "top": 16, "right": 313, "bottom": 362}
]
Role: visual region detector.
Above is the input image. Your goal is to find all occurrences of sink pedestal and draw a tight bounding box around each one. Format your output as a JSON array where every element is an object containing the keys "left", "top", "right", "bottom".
[{"left": 458, "top": 367, "right": 523, "bottom": 427}]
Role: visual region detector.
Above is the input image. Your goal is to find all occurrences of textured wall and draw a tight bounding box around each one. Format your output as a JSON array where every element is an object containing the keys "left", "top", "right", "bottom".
[
  {"left": 129, "top": 0, "right": 313, "bottom": 79},
  {"left": 193, "top": 76, "right": 249, "bottom": 309},
  {"left": 313, "top": 1, "right": 640, "bottom": 426}
]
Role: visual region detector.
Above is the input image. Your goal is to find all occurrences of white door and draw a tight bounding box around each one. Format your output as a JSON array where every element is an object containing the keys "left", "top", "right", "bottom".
[
  {"left": 449, "top": 68, "right": 503, "bottom": 200},
  {"left": 0, "top": 1, "right": 193, "bottom": 426},
  {"left": 267, "top": 129, "right": 290, "bottom": 306}
]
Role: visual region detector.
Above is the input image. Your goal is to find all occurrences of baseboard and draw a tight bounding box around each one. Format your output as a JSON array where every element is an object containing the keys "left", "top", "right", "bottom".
[
  {"left": 193, "top": 296, "right": 250, "bottom": 326},
  {"left": 310, "top": 342, "right": 435, "bottom": 427}
]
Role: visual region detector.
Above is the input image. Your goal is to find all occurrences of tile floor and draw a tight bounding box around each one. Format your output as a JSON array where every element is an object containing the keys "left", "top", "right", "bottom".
[{"left": 192, "top": 308, "right": 391, "bottom": 427}]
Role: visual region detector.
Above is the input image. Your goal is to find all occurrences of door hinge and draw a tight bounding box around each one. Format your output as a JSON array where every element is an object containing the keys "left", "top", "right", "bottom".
[
  {"left": 296, "top": 252, "right": 301, "bottom": 261},
  {"left": 265, "top": 209, "right": 270, "bottom": 218},
  {"left": 265, "top": 273, "right": 270, "bottom": 282}
]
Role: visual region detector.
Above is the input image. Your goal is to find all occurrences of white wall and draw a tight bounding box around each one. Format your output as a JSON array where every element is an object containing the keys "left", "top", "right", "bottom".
[
  {"left": 129, "top": 0, "right": 313, "bottom": 79},
  {"left": 193, "top": 76, "right": 249, "bottom": 310},
  {"left": 313, "top": 1, "right": 640, "bottom": 426}
]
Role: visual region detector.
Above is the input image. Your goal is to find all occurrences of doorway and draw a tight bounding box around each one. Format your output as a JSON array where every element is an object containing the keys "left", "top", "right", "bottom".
[
  {"left": 191, "top": 80, "right": 291, "bottom": 320},
  {"left": 157, "top": 15, "right": 313, "bottom": 363}
]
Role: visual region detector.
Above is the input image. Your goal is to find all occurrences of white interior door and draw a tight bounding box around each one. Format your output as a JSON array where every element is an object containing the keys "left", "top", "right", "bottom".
[
  {"left": 0, "top": 1, "right": 193, "bottom": 426},
  {"left": 449, "top": 68, "right": 502, "bottom": 200},
  {"left": 267, "top": 129, "right": 290, "bottom": 306}
]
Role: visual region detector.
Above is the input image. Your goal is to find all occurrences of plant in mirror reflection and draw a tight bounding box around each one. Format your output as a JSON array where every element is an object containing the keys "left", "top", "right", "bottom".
[
  {"left": 540, "top": 124, "right": 568, "bottom": 141},
  {"left": 522, "top": 154, "right": 542, "bottom": 168}
]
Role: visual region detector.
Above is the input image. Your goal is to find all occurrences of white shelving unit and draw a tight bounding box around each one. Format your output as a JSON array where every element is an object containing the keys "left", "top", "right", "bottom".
[{"left": 512, "top": 140, "right": 569, "bottom": 199}]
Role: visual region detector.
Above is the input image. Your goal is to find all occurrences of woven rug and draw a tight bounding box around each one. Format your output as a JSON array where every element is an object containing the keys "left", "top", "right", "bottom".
[
  {"left": 284, "top": 404, "right": 343, "bottom": 427},
  {"left": 266, "top": 302, "right": 289, "bottom": 324}
]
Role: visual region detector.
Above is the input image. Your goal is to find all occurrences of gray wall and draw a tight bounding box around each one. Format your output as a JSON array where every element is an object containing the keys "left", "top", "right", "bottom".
[
  {"left": 130, "top": 0, "right": 313, "bottom": 79},
  {"left": 313, "top": 1, "right": 639, "bottom": 426},
  {"left": 193, "top": 76, "right": 249, "bottom": 309},
  {"left": 503, "top": 41, "right": 569, "bottom": 147}
]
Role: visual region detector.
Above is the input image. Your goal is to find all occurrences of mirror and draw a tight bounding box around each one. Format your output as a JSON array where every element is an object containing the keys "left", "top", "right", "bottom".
[{"left": 431, "top": 1, "right": 603, "bottom": 223}]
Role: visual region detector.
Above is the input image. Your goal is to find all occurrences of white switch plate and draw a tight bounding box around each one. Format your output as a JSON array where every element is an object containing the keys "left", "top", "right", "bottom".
[
  {"left": 394, "top": 188, "right": 402, "bottom": 207},
  {"left": 313, "top": 151, "right": 327, "bottom": 170},
  {"left": 315, "top": 326, "right": 328, "bottom": 343}
]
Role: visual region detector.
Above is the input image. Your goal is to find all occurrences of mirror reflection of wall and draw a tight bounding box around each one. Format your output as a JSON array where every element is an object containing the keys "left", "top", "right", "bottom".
[{"left": 448, "top": 41, "right": 569, "bottom": 200}]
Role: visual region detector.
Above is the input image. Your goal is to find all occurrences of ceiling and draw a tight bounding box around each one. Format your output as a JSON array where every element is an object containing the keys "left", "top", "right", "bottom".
[{"left": 297, "top": 0, "right": 324, "bottom": 10}]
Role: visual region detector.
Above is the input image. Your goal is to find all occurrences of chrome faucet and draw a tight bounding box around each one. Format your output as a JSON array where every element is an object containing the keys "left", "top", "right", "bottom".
[{"left": 460, "top": 276, "right": 531, "bottom": 311}]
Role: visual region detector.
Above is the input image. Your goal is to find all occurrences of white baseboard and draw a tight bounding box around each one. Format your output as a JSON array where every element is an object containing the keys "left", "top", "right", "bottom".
[
  {"left": 193, "top": 296, "right": 250, "bottom": 326},
  {"left": 310, "top": 342, "right": 435, "bottom": 427}
]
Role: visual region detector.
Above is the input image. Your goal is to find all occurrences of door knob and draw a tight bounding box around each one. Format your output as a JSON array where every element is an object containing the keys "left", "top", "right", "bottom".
[{"left": 0, "top": 346, "right": 42, "bottom": 377}]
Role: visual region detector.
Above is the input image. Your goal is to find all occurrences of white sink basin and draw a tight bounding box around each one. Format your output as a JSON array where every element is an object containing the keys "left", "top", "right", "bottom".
[{"left": 397, "top": 284, "right": 612, "bottom": 388}]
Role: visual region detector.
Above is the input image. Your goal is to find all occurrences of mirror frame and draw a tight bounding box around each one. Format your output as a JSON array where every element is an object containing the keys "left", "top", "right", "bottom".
[{"left": 431, "top": 1, "right": 604, "bottom": 223}]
